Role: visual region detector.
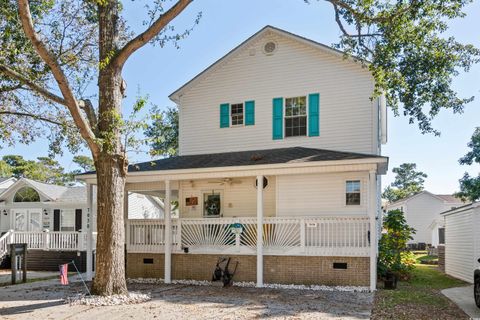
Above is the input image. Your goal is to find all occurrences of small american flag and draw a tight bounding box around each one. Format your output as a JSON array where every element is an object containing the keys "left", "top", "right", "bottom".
[{"left": 59, "top": 263, "right": 69, "bottom": 285}]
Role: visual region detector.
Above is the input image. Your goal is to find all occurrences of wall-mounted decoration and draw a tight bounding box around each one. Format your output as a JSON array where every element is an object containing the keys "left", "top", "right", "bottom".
[{"left": 185, "top": 197, "right": 198, "bottom": 206}]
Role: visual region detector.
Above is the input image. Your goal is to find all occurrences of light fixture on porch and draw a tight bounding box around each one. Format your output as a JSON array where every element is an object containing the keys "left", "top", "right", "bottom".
[{"left": 255, "top": 177, "right": 268, "bottom": 189}]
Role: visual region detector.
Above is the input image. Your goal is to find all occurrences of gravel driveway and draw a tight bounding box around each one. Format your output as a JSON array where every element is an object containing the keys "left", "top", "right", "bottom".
[{"left": 0, "top": 278, "right": 373, "bottom": 319}]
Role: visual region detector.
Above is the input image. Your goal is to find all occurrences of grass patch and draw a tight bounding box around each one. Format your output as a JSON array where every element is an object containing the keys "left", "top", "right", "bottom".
[
  {"left": 372, "top": 264, "right": 469, "bottom": 320},
  {"left": 415, "top": 252, "right": 438, "bottom": 264}
]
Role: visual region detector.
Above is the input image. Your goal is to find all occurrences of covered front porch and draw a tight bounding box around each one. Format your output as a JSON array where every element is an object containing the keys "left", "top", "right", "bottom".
[{"left": 79, "top": 147, "right": 387, "bottom": 289}]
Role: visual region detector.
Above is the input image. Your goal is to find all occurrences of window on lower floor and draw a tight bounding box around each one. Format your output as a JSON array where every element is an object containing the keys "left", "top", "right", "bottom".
[
  {"left": 61, "top": 209, "right": 75, "bottom": 231},
  {"left": 346, "top": 180, "right": 361, "bottom": 205},
  {"left": 438, "top": 227, "right": 445, "bottom": 245},
  {"left": 231, "top": 103, "right": 244, "bottom": 126},
  {"left": 285, "top": 96, "right": 307, "bottom": 137}
]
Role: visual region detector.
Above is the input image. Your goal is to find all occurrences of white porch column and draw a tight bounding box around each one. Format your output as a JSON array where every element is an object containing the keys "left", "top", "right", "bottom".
[
  {"left": 164, "top": 180, "right": 172, "bottom": 283},
  {"left": 86, "top": 183, "right": 94, "bottom": 281},
  {"left": 256, "top": 175, "right": 264, "bottom": 287},
  {"left": 368, "top": 171, "right": 378, "bottom": 291}
]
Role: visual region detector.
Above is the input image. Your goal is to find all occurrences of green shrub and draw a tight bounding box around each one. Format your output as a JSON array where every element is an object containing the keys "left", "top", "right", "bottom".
[{"left": 378, "top": 209, "right": 416, "bottom": 280}]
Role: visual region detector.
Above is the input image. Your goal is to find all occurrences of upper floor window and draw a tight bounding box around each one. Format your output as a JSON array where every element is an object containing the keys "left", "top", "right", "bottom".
[
  {"left": 285, "top": 96, "right": 307, "bottom": 137},
  {"left": 346, "top": 180, "right": 361, "bottom": 205},
  {"left": 231, "top": 103, "right": 244, "bottom": 126},
  {"left": 14, "top": 187, "right": 40, "bottom": 202}
]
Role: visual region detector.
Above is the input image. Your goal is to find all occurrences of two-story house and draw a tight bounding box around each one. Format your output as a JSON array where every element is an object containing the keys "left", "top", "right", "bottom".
[{"left": 79, "top": 26, "right": 388, "bottom": 290}]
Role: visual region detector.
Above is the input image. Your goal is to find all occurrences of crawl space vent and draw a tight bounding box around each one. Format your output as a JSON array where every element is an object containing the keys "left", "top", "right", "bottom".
[{"left": 333, "top": 262, "right": 348, "bottom": 269}]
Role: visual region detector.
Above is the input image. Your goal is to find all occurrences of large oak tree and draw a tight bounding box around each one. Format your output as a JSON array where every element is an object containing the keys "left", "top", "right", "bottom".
[{"left": 1, "top": 0, "right": 479, "bottom": 295}]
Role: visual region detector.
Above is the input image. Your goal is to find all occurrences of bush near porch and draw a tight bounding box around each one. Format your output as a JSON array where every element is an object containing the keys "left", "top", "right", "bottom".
[{"left": 371, "top": 253, "right": 468, "bottom": 320}]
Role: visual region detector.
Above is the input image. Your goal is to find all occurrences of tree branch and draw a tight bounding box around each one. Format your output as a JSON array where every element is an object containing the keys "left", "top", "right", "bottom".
[
  {"left": 78, "top": 98, "right": 98, "bottom": 130},
  {"left": 112, "top": 0, "right": 193, "bottom": 69},
  {"left": 17, "top": 0, "right": 100, "bottom": 156},
  {"left": 0, "top": 64, "right": 67, "bottom": 105},
  {"left": 326, "top": 0, "right": 417, "bottom": 23},
  {"left": 0, "top": 110, "right": 66, "bottom": 126}
]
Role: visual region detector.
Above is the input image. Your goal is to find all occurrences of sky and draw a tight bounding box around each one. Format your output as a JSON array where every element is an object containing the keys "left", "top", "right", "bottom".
[{"left": 1, "top": 0, "right": 479, "bottom": 194}]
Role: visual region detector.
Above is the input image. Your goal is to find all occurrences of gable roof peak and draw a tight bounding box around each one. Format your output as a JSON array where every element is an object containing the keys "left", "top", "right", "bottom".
[{"left": 169, "top": 25, "right": 365, "bottom": 102}]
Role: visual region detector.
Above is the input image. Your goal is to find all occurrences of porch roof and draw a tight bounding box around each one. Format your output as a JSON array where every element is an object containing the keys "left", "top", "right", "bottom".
[
  {"left": 129, "top": 147, "right": 385, "bottom": 172},
  {"left": 80, "top": 147, "right": 387, "bottom": 181}
]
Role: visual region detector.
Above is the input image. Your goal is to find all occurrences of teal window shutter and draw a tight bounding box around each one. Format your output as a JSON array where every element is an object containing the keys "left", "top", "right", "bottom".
[
  {"left": 245, "top": 100, "right": 255, "bottom": 125},
  {"left": 308, "top": 93, "right": 320, "bottom": 136},
  {"left": 220, "top": 103, "right": 230, "bottom": 128},
  {"left": 272, "top": 97, "right": 283, "bottom": 140}
]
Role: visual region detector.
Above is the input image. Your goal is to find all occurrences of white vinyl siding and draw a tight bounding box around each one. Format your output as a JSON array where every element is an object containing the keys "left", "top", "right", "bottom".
[
  {"left": 444, "top": 206, "right": 480, "bottom": 283},
  {"left": 276, "top": 173, "right": 368, "bottom": 216},
  {"left": 178, "top": 32, "right": 378, "bottom": 156},
  {"left": 179, "top": 177, "right": 276, "bottom": 218},
  {"left": 128, "top": 193, "right": 164, "bottom": 219}
]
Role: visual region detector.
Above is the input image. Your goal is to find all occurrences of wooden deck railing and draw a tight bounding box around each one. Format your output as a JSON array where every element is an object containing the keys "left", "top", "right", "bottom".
[{"left": 126, "top": 216, "right": 371, "bottom": 257}]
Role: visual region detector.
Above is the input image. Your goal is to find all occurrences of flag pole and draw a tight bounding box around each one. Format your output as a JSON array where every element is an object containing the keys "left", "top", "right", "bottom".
[{"left": 69, "top": 260, "right": 92, "bottom": 297}]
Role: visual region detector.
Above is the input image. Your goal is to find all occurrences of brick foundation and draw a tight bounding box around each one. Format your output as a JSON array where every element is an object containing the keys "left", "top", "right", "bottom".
[
  {"left": 127, "top": 253, "right": 370, "bottom": 286},
  {"left": 438, "top": 245, "right": 445, "bottom": 272}
]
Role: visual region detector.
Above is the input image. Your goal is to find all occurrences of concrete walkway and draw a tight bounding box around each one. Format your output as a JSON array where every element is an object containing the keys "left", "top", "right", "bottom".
[
  {"left": 0, "top": 270, "right": 58, "bottom": 285},
  {"left": 442, "top": 285, "right": 480, "bottom": 319}
]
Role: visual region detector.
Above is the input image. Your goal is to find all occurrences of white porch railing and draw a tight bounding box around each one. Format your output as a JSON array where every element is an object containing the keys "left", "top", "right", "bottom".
[
  {"left": 0, "top": 230, "right": 13, "bottom": 260},
  {"left": 126, "top": 216, "right": 371, "bottom": 257},
  {"left": 0, "top": 230, "right": 97, "bottom": 252}
]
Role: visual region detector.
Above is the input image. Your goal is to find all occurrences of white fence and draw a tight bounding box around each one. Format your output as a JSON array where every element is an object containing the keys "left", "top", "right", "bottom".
[
  {"left": 0, "top": 230, "right": 97, "bottom": 253},
  {"left": 127, "top": 216, "right": 371, "bottom": 257}
]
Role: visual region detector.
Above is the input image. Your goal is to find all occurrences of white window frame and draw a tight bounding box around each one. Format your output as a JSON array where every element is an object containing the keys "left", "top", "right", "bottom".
[
  {"left": 284, "top": 95, "right": 308, "bottom": 138},
  {"left": 230, "top": 103, "right": 244, "bottom": 127},
  {"left": 345, "top": 180, "right": 361, "bottom": 206}
]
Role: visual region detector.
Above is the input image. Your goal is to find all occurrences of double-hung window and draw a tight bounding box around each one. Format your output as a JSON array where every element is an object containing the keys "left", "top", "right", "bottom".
[
  {"left": 231, "top": 103, "right": 244, "bottom": 126},
  {"left": 346, "top": 180, "right": 361, "bottom": 205},
  {"left": 285, "top": 96, "right": 307, "bottom": 137}
]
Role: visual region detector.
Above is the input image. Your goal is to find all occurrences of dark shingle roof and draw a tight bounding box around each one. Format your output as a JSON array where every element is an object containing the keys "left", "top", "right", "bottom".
[{"left": 127, "top": 147, "right": 385, "bottom": 173}]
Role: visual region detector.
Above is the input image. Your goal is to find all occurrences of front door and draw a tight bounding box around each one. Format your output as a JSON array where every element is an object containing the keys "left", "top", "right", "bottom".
[
  {"left": 29, "top": 210, "right": 42, "bottom": 231},
  {"left": 14, "top": 209, "right": 28, "bottom": 231}
]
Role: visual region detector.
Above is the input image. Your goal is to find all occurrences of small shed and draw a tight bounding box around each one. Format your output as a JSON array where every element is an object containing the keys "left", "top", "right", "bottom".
[{"left": 442, "top": 202, "right": 480, "bottom": 283}]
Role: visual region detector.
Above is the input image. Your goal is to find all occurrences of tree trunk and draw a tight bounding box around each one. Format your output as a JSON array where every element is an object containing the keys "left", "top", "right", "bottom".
[
  {"left": 90, "top": 0, "right": 128, "bottom": 296},
  {"left": 91, "top": 154, "right": 127, "bottom": 295}
]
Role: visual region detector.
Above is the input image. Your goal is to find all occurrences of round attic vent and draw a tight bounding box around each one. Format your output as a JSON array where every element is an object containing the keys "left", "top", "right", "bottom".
[{"left": 263, "top": 41, "right": 277, "bottom": 55}]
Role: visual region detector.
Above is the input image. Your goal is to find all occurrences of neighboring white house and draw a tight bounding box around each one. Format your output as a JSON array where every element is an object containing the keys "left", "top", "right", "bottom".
[
  {"left": 0, "top": 177, "right": 17, "bottom": 195},
  {"left": 385, "top": 191, "right": 465, "bottom": 245},
  {"left": 0, "top": 178, "right": 163, "bottom": 269},
  {"left": 79, "top": 26, "right": 389, "bottom": 290},
  {"left": 442, "top": 202, "right": 480, "bottom": 283}
]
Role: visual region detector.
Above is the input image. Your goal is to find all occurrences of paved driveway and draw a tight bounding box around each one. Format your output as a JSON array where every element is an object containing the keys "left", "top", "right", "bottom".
[
  {"left": 442, "top": 285, "right": 480, "bottom": 319},
  {"left": 0, "top": 278, "right": 373, "bottom": 319}
]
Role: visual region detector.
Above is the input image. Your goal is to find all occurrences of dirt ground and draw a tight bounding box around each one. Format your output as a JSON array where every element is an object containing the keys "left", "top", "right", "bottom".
[{"left": 0, "top": 278, "right": 373, "bottom": 319}]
